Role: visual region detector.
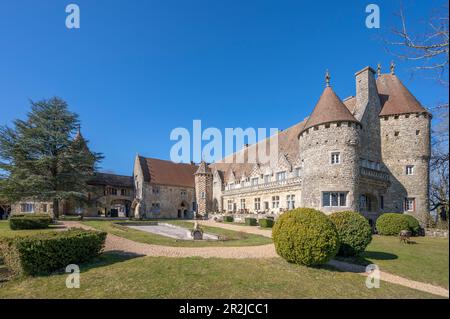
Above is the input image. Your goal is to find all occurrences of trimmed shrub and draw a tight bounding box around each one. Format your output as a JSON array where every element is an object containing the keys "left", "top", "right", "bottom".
[
  {"left": 376, "top": 213, "right": 410, "bottom": 236},
  {"left": 272, "top": 208, "right": 340, "bottom": 266},
  {"left": 329, "top": 211, "right": 372, "bottom": 256},
  {"left": 223, "top": 216, "right": 234, "bottom": 222},
  {"left": 0, "top": 229, "right": 106, "bottom": 276},
  {"left": 403, "top": 214, "right": 420, "bottom": 235},
  {"left": 245, "top": 217, "right": 257, "bottom": 226},
  {"left": 9, "top": 214, "right": 53, "bottom": 230},
  {"left": 259, "top": 218, "right": 274, "bottom": 228}
]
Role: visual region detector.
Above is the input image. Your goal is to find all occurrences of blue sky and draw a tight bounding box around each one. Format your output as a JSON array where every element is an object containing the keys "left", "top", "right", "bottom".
[{"left": 0, "top": 0, "right": 447, "bottom": 175}]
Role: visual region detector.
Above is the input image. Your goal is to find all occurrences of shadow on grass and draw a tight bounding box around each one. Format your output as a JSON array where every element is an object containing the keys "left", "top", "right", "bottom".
[{"left": 78, "top": 251, "right": 145, "bottom": 273}]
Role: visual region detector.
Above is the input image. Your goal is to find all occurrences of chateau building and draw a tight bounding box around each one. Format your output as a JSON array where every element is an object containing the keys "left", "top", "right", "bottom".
[
  {"left": 196, "top": 64, "right": 431, "bottom": 225},
  {"left": 5, "top": 64, "right": 431, "bottom": 225}
]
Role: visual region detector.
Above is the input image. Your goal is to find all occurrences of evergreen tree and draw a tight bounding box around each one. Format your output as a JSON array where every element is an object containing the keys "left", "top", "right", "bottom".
[{"left": 0, "top": 97, "right": 103, "bottom": 218}]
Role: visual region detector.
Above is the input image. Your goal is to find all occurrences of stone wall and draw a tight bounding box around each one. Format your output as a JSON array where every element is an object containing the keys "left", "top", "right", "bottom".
[
  {"left": 299, "top": 122, "right": 361, "bottom": 214},
  {"left": 141, "top": 182, "right": 196, "bottom": 219}
]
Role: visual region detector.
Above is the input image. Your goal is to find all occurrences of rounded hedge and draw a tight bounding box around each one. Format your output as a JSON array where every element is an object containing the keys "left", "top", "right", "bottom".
[
  {"left": 329, "top": 211, "right": 372, "bottom": 257},
  {"left": 376, "top": 213, "right": 410, "bottom": 236},
  {"left": 272, "top": 208, "right": 340, "bottom": 266},
  {"left": 403, "top": 214, "right": 420, "bottom": 235}
]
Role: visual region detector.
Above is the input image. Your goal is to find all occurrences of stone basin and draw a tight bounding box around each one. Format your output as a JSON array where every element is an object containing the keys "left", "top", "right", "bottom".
[{"left": 125, "top": 222, "right": 219, "bottom": 241}]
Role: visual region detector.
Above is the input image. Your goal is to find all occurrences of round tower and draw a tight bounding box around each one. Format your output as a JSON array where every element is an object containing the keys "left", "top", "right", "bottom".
[
  {"left": 298, "top": 71, "right": 362, "bottom": 213},
  {"left": 194, "top": 161, "right": 213, "bottom": 216},
  {"left": 377, "top": 66, "right": 431, "bottom": 224}
]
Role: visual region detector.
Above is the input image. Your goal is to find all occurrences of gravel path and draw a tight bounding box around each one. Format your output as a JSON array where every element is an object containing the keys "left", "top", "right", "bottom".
[
  {"left": 62, "top": 221, "right": 277, "bottom": 259},
  {"left": 62, "top": 220, "right": 449, "bottom": 297}
]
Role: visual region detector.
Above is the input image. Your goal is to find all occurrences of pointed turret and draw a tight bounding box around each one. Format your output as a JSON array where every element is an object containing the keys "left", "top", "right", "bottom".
[
  {"left": 194, "top": 160, "right": 213, "bottom": 216},
  {"left": 377, "top": 73, "right": 429, "bottom": 116},
  {"left": 301, "top": 71, "right": 359, "bottom": 133}
]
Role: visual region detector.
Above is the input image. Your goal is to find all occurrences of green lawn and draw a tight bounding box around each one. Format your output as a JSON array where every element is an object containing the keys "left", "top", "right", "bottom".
[
  {"left": 81, "top": 220, "right": 272, "bottom": 247},
  {"left": 0, "top": 252, "right": 440, "bottom": 299},
  {"left": 339, "top": 235, "right": 449, "bottom": 289}
]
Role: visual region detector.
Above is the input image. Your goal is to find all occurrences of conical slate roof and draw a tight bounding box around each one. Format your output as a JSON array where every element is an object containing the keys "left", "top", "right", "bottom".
[
  {"left": 301, "top": 86, "right": 359, "bottom": 133},
  {"left": 377, "top": 74, "right": 429, "bottom": 116}
]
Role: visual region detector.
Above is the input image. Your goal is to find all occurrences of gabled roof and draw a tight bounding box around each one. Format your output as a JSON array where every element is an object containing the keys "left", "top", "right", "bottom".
[
  {"left": 138, "top": 156, "right": 198, "bottom": 188},
  {"left": 301, "top": 87, "right": 359, "bottom": 133},
  {"left": 88, "top": 173, "right": 134, "bottom": 188},
  {"left": 209, "top": 119, "right": 307, "bottom": 183},
  {"left": 377, "top": 74, "right": 429, "bottom": 116}
]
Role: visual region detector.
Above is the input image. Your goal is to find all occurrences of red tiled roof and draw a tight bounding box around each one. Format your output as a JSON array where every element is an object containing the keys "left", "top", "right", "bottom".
[
  {"left": 301, "top": 87, "right": 359, "bottom": 133},
  {"left": 377, "top": 74, "right": 429, "bottom": 116},
  {"left": 138, "top": 156, "right": 198, "bottom": 188}
]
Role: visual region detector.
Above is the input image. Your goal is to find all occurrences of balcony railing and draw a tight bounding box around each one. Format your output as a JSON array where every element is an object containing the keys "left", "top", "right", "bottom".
[
  {"left": 360, "top": 167, "right": 390, "bottom": 182},
  {"left": 223, "top": 177, "right": 302, "bottom": 195}
]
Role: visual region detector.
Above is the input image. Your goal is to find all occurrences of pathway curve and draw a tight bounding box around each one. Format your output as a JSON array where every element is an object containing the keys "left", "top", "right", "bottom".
[
  {"left": 62, "top": 220, "right": 449, "bottom": 297},
  {"left": 62, "top": 221, "right": 277, "bottom": 259}
]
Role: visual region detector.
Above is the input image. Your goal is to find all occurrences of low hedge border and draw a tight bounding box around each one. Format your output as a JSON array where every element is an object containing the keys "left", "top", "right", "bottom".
[
  {"left": 0, "top": 229, "right": 107, "bottom": 276},
  {"left": 223, "top": 216, "right": 234, "bottom": 222},
  {"left": 259, "top": 218, "right": 274, "bottom": 228},
  {"left": 9, "top": 214, "right": 53, "bottom": 230}
]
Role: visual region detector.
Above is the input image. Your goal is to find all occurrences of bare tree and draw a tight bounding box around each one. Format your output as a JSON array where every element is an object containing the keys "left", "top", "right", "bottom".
[{"left": 387, "top": 1, "right": 449, "bottom": 227}]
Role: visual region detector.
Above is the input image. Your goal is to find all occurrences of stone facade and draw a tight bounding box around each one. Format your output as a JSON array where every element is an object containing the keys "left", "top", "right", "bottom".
[
  {"left": 196, "top": 65, "right": 431, "bottom": 226},
  {"left": 133, "top": 155, "right": 197, "bottom": 219}
]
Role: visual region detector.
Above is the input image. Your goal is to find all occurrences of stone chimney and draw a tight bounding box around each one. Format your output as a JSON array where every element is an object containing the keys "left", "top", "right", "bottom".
[{"left": 354, "top": 66, "right": 382, "bottom": 162}]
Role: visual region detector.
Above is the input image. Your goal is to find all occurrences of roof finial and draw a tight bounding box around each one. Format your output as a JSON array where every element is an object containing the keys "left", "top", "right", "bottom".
[
  {"left": 377, "top": 63, "right": 381, "bottom": 76},
  {"left": 325, "top": 69, "right": 330, "bottom": 87},
  {"left": 390, "top": 61, "right": 395, "bottom": 75}
]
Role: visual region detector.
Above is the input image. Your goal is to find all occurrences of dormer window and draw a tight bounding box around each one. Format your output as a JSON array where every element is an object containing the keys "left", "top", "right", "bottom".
[
  {"left": 331, "top": 152, "right": 340, "bottom": 164},
  {"left": 276, "top": 171, "right": 286, "bottom": 181}
]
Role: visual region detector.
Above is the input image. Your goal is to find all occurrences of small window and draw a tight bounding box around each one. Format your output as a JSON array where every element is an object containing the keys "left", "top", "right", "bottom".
[
  {"left": 394, "top": 115, "right": 399, "bottom": 119},
  {"left": 322, "top": 192, "right": 347, "bottom": 207},
  {"left": 416, "top": 130, "right": 420, "bottom": 135},
  {"left": 286, "top": 195, "right": 296, "bottom": 209},
  {"left": 325, "top": 123, "right": 330, "bottom": 128},
  {"left": 240, "top": 198, "right": 246, "bottom": 209},
  {"left": 405, "top": 198, "right": 415, "bottom": 212},
  {"left": 380, "top": 195, "right": 384, "bottom": 210},
  {"left": 20, "top": 203, "right": 35, "bottom": 213},
  {"left": 406, "top": 165, "right": 414, "bottom": 175},
  {"left": 42, "top": 204, "right": 47, "bottom": 213},
  {"left": 271, "top": 196, "right": 280, "bottom": 208},
  {"left": 254, "top": 198, "right": 261, "bottom": 210},
  {"left": 295, "top": 167, "right": 301, "bottom": 177},
  {"left": 394, "top": 131, "right": 399, "bottom": 137},
  {"left": 331, "top": 152, "right": 340, "bottom": 164},
  {"left": 201, "top": 191, "right": 205, "bottom": 199},
  {"left": 251, "top": 177, "right": 259, "bottom": 186},
  {"left": 336, "top": 122, "right": 341, "bottom": 127}
]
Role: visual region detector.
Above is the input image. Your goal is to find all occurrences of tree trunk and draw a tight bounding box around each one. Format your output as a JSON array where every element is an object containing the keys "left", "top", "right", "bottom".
[{"left": 53, "top": 199, "right": 59, "bottom": 219}]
